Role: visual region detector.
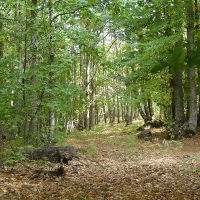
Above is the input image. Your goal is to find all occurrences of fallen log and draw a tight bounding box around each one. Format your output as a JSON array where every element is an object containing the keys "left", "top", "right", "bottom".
[
  {"left": 137, "top": 128, "right": 152, "bottom": 139},
  {"left": 29, "top": 146, "right": 78, "bottom": 164},
  {"left": 35, "top": 166, "right": 65, "bottom": 176},
  {"left": 137, "top": 119, "right": 164, "bottom": 131}
]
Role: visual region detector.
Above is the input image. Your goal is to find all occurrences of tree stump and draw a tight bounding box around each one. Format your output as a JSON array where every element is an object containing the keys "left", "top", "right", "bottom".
[{"left": 29, "top": 146, "right": 78, "bottom": 164}]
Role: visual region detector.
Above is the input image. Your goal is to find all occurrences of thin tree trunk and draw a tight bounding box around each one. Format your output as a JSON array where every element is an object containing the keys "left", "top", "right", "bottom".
[
  {"left": 108, "top": 106, "right": 113, "bottom": 123},
  {"left": 0, "top": 19, "right": 3, "bottom": 58},
  {"left": 144, "top": 102, "right": 150, "bottom": 121},
  {"left": 48, "top": 1, "right": 55, "bottom": 137},
  {"left": 148, "top": 99, "right": 154, "bottom": 119},
  {"left": 125, "top": 102, "right": 131, "bottom": 125},
  {"left": 14, "top": 2, "right": 23, "bottom": 138},
  {"left": 130, "top": 107, "right": 134, "bottom": 122},
  {"left": 121, "top": 104, "right": 125, "bottom": 121},
  {"left": 112, "top": 98, "right": 116, "bottom": 123},
  {"left": 85, "top": 54, "right": 90, "bottom": 130},
  {"left": 89, "top": 58, "right": 97, "bottom": 130},
  {"left": 22, "top": 5, "right": 29, "bottom": 144},
  {"left": 139, "top": 107, "right": 148, "bottom": 123},
  {"left": 77, "top": 51, "right": 84, "bottom": 130},
  {"left": 103, "top": 104, "right": 107, "bottom": 124},
  {"left": 117, "top": 96, "right": 120, "bottom": 123}
]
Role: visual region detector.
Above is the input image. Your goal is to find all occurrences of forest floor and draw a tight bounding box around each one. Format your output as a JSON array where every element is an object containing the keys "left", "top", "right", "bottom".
[{"left": 0, "top": 122, "right": 200, "bottom": 200}]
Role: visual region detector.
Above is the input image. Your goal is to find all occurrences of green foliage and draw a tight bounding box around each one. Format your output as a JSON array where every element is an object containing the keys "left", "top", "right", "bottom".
[
  {"left": 103, "top": 134, "right": 120, "bottom": 144},
  {"left": 52, "top": 131, "right": 68, "bottom": 146},
  {"left": 196, "top": 151, "right": 200, "bottom": 163},
  {"left": 88, "top": 0, "right": 95, "bottom": 5},
  {"left": 196, "top": 168, "right": 200, "bottom": 173},
  {"left": 79, "top": 142, "right": 98, "bottom": 156},
  {"left": 78, "top": 196, "right": 88, "bottom": 200},
  {"left": 150, "top": 61, "right": 169, "bottom": 74},
  {"left": 0, "top": 145, "right": 32, "bottom": 166},
  {"left": 0, "top": 0, "right": 199, "bottom": 155},
  {"left": 126, "top": 135, "right": 138, "bottom": 147},
  {"left": 161, "top": 140, "right": 183, "bottom": 153},
  {"left": 188, "top": 40, "right": 200, "bottom": 67}
]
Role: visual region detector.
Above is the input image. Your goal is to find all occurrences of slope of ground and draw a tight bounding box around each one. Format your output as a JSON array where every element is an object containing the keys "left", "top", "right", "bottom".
[{"left": 0, "top": 123, "right": 200, "bottom": 200}]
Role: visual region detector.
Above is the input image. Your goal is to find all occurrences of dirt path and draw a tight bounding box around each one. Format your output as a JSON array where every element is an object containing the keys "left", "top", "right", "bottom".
[{"left": 0, "top": 124, "right": 200, "bottom": 199}]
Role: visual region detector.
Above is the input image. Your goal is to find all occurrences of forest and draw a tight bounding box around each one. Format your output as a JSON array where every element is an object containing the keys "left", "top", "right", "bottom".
[{"left": 0, "top": 0, "right": 200, "bottom": 199}]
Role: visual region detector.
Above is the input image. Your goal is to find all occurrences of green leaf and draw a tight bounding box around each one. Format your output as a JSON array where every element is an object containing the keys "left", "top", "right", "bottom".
[
  {"left": 188, "top": 45, "right": 200, "bottom": 68},
  {"left": 150, "top": 61, "right": 168, "bottom": 74},
  {"left": 171, "top": 46, "right": 186, "bottom": 64},
  {"left": 88, "top": 0, "right": 95, "bottom": 5}
]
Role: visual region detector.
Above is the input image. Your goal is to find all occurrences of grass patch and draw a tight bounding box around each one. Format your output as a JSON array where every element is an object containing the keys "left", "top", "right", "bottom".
[
  {"left": 53, "top": 131, "right": 68, "bottom": 146},
  {"left": 126, "top": 135, "right": 138, "bottom": 147},
  {"left": 79, "top": 142, "right": 98, "bottom": 156},
  {"left": 103, "top": 134, "right": 120, "bottom": 144},
  {"left": 161, "top": 140, "right": 183, "bottom": 153},
  {"left": 122, "top": 135, "right": 139, "bottom": 154},
  {"left": 196, "top": 168, "right": 200, "bottom": 173}
]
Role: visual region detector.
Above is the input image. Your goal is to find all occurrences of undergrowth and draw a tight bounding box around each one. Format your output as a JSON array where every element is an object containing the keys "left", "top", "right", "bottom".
[{"left": 79, "top": 142, "right": 98, "bottom": 156}]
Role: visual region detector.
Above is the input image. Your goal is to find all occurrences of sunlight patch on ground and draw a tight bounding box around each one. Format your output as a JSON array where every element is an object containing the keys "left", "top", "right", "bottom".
[{"left": 139, "top": 156, "right": 177, "bottom": 167}]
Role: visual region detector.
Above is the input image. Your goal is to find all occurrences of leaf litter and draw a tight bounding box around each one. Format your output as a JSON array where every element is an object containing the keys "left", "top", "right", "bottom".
[{"left": 0, "top": 126, "right": 200, "bottom": 200}]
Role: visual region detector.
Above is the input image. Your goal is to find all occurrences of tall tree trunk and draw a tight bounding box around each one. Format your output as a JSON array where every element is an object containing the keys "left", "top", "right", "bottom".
[
  {"left": 144, "top": 102, "right": 150, "bottom": 121},
  {"left": 0, "top": 16, "right": 3, "bottom": 137},
  {"left": 174, "top": 70, "right": 185, "bottom": 124},
  {"left": 13, "top": 2, "right": 23, "bottom": 139},
  {"left": 117, "top": 95, "right": 120, "bottom": 123},
  {"left": 170, "top": 74, "right": 176, "bottom": 120},
  {"left": 77, "top": 51, "right": 84, "bottom": 130},
  {"left": 103, "top": 103, "right": 107, "bottom": 124},
  {"left": 108, "top": 106, "right": 113, "bottom": 123},
  {"left": 148, "top": 99, "right": 154, "bottom": 119},
  {"left": 29, "top": 0, "right": 38, "bottom": 135},
  {"left": 125, "top": 102, "right": 132, "bottom": 125},
  {"left": 0, "top": 20, "right": 3, "bottom": 59},
  {"left": 89, "top": 58, "right": 97, "bottom": 130},
  {"left": 187, "top": 0, "right": 197, "bottom": 134},
  {"left": 112, "top": 98, "right": 116, "bottom": 123},
  {"left": 22, "top": 5, "right": 29, "bottom": 144},
  {"left": 139, "top": 107, "right": 148, "bottom": 123},
  {"left": 48, "top": 0, "right": 55, "bottom": 137},
  {"left": 195, "top": 0, "right": 200, "bottom": 125},
  {"left": 85, "top": 54, "right": 90, "bottom": 130}
]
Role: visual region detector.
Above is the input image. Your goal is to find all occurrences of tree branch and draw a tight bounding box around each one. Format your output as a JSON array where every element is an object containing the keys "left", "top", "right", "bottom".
[{"left": 51, "top": 4, "right": 97, "bottom": 24}]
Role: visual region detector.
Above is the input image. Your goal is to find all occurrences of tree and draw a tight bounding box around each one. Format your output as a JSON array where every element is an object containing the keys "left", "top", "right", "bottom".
[
  {"left": 186, "top": 0, "right": 197, "bottom": 134},
  {"left": 108, "top": 0, "right": 199, "bottom": 137}
]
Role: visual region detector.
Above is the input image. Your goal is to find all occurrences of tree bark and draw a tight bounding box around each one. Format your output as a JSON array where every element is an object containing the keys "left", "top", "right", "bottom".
[
  {"left": 139, "top": 107, "right": 148, "bottom": 123},
  {"left": 29, "top": 146, "right": 78, "bottom": 163},
  {"left": 48, "top": 0, "right": 55, "bottom": 137},
  {"left": 174, "top": 70, "right": 185, "bottom": 123},
  {"left": 0, "top": 19, "right": 3, "bottom": 58},
  {"left": 0, "top": 17, "right": 3, "bottom": 139},
  {"left": 85, "top": 54, "right": 90, "bottom": 130},
  {"left": 148, "top": 99, "right": 154, "bottom": 119},
  {"left": 187, "top": 0, "right": 197, "bottom": 134},
  {"left": 29, "top": 0, "right": 38, "bottom": 135},
  {"left": 144, "top": 102, "right": 150, "bottom": 121}
]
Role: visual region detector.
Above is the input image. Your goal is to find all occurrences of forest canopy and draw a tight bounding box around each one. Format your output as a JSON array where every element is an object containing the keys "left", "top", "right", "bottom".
[{"left": 0, "top": 0, "right": 200, "bottom": 146}]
